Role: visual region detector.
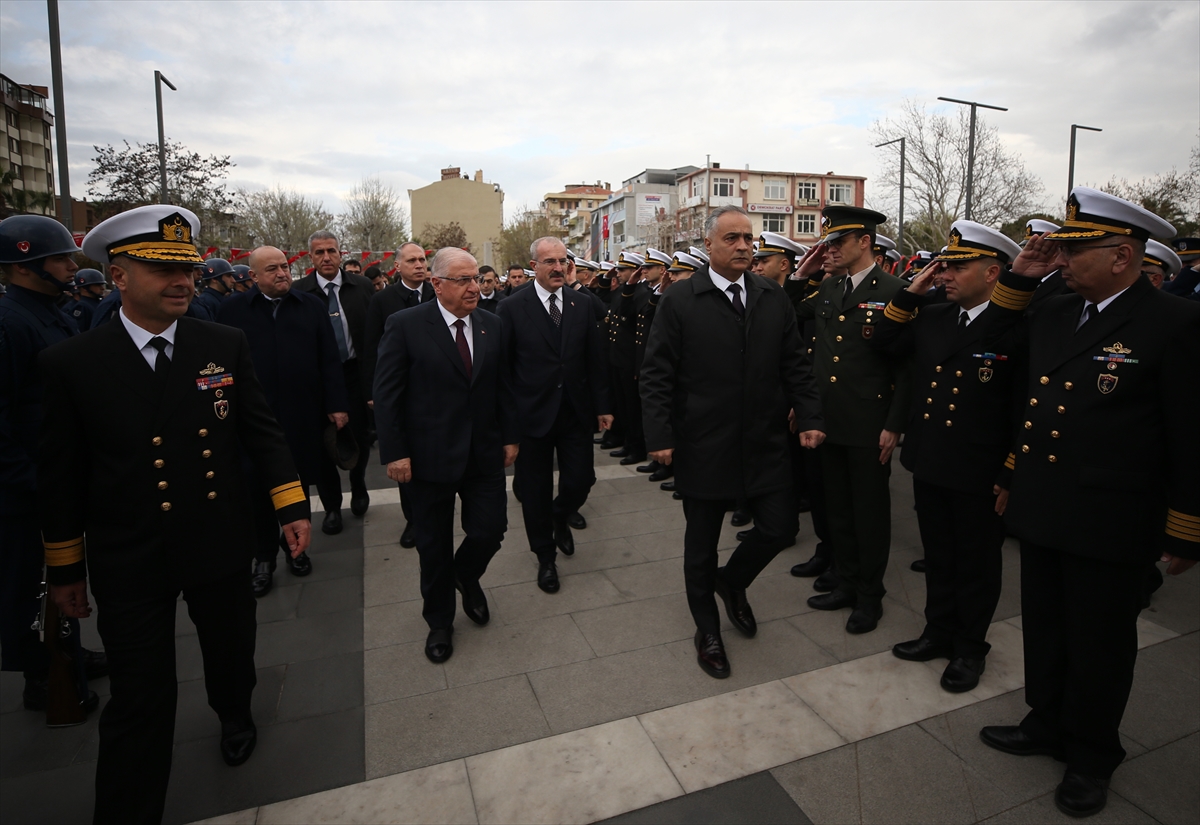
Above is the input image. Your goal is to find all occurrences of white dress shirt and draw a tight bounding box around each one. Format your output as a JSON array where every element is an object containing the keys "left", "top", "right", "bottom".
[
  {"left": 958, "top": 300, "right": 990, "bottom": 327},
  {"left": 533, "top": 280, "right": 564, "bottom": 316},
  {"left": 845, "top": 262, "right": 875, "bottom": 294},
  {"left": 437, "top": 300, "right": 474, "bottom": 360},
  {"left": 120, "top": 308, "right": 177, "bottom": 370},
  {"left": 1083, "top": 285, "right": 1131, "bottom": 317},
  {"left": 316, "top": 272, "right": 357, "bottom": 358},
  {"left": 707, "top": 268, "right": 747, "bottom": 306}
]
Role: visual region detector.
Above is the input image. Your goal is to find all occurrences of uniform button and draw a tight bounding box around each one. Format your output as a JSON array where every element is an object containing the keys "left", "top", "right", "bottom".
[
  {"left": 832, "top": 356, "right": 840, "bottom": 363},
  {"left": 161, "top": 502, "right": 172, "bottom": 511},
  {"left": 1048, "top": 455, "right": 1057, "bottom": 462},
  {"left": 154, "top": 459, "right": 165, "bottom": 468},
  {"left": 935, "top": 366, "right": 943, "bottom": 373},
  {"left": 923, "top": 413, "right": 930, "bottom": 420},
  {"left": 945, "top": 420, "right": 953, "bottom": 427},
  {"left": 876, "top": 394, "right": 882, "bottom": 399},
  {"left": 1051, "top": 430, "right": 1060, "bottom": 438},
  {"left": 1029, "top": 398, "right": 1038, "bottom": 407},
  {"left": 199, "top": 428, "right": 208, "bottom": 437},
  {"left": 1022, "top": 445, "right": 1030, "bottom": 453},
  {"left": 1064, "top": 382, "right": 1074, "bottom": 390},
  {"left": 930, "top": 381, "right": 937, "bottom": 388},
  {"left": 157, "top": 481, "right": 168, "bottom": 490},
  {"left": 205, "top": 471, "right": 215, "bottom": 479},
  {"left": 202, "top": 449, "right": 212, "bottom": 458},
  {"left": 1040, "top": 376, "right": 1049, "bottom": 385},
  {"left": 952, "top": 388, "right": 959, "bottom": 395},
  {"left": 207, "top": 492, "right": 217, "bottom": 500},
  {"left": 152, "top": 437, "right": 163, "bottom": 446},
  {"left": 1024, "top": 421, "right": 1032, "bottom": 429},
  {"left": 926, "top": 398, "right": 933, "bottom": 404},
  {"left": 948, "top": 404, "right": 956, "bottom": 411},
  {"left": 1057, "top": 406, "right": 1066, "bottom": 414},
  {"left": 835, "top": 335, "right": 843, "bottom": 342},
  {"left": 955, "top": 370, "right": 963, "bottom": 378},
  {"left": 838, "top": 314, "right": 845, "bottom": 321},
  {"left": 807, "top": 348, "right": 813, "bottom": 354},
  {"left": 829, "top": 376, "right": 837, "bottom": 383}
]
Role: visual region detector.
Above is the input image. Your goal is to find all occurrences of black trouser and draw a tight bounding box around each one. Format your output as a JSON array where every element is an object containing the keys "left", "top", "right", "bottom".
[
  {"left": 823, "top": 443, "right": 891, "bottom": 606},
  {"left": 93, "top": 569, "right": 256, "bottom": 825},
  {"left": 682, "top": 488, "right": 798, "bottom": 634},
  {"left": 0, "top": 488, "right": 48, "bottom": 675},
  {"left": 608, "top": 361, "right": 631, "bottom": 448},
  {"left": 252, "top": 474, "right": 315, "bottom": 567},
  {"left": 316, "top": 358, "right": 370, "bottom": 511},
  {"left": 913, "top": 478, "right": 1004, "bottom": 659},
  {"left": 800, "top": 442, "right": 829, "bottom": 545},
  {"left": 516, "top": 400, "right": 596, "bottom": 562},
  {"left": 407, "top": 462, "right": 507, "bottom": 629},
  {"left": 625, "top": 372, "right": 646, "bottom": 455},
  {"left": 1018, "top": 541, "right": 1143, "bottom": 780}
]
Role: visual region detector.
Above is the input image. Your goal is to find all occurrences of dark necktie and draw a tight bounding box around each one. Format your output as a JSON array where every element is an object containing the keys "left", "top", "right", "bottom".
[
  {"left": 843, "top": 276, "right": 854, "bottom": 301},
  {"left": 325, "top": 283, "right": 350, "bottom": 361},
  {"left": 453, "top": 319, "right": 472, "bottom": 380},
  {"left": 727, "top": 283, "right": 745, "bottom": 319},
  {"left": 1076, "top": 302, "right": 1095, "bottom": 332},
  {"left": 549, "top": 293, "right": 561, "bottom": 327},
  {"left": 269, "top": 298, "right": 282, "bottom": 318},
  {"left": 148, "top": 336, "right": 170, "bottom": 380},
  {"left": 958, "top": 311, "right": 969, "bottom": 329}
]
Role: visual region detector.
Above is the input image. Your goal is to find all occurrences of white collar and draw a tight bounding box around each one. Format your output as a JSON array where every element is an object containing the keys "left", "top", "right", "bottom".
[
  {"left": 436, "top": 299, "right": 471, "bottom": 329},
  {"left": 119, "top": 307, "right": 177, "bottom": 349},
  {"left": 316, "top": 272, "right": 343, "bottom": 290},
  {"left": 847, "top": 262, "right": 875, "bottom": 290},
  {"left": 533, "top": 279, "right": 562, "bottom": 303},
  {"left": 958, "top": 300, "right": 990, "bottom": 325},
  {"left": 708, "top": 267, "right": 746, "bottom": 294},
  {"left": 1087, "top": 285, "right": 1131, "bottom": 315}
]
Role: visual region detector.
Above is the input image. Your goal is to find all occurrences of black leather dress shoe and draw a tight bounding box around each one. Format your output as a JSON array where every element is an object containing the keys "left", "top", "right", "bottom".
[
  {"left": 400, "top": 523, "right": 417, "bottom": 548},
  {"left": 649, "top": 465, "right": 673, "bottom": 482},
  {"left": 941, "top": 657, "right": 985, "bottom": 692},
  {"left": 910, "top": 558, "right": 927, "bottom": 573},
  {"left": 808, "top": 590, "right": 856, "bottom": 611},
  {"left": 892, "top": 636, "right": 954, "bottom": 662},
  {"left": 729, "top": 508, "right": 751, "bottom": 527},
  {"left": 694, "top": 630, "right": 730, "bottom": 679},
  {"left": 1055, "top": 770, "right": 1109, "bottom": 818},
  {"left": 283, "top": 551, "right": 312, "bottom": 577},
  {"left": 714, "top": 572, "right": 757, "bottom": 637},
  {"left": 979, "top": 726, "right": 1064, "bottom": 759},
  {"left": 22, "top": 678, "right": 99, "bottom": 714},
  {"left": 812, "top": 570, "right": 840, "bottom": 592},
  {"left": 672, "top": 491, "right": 683, "bottom": 500},
  {"left": 636, "top": 460, "right": 659, "bottom": 474},
  {"left": 553, "top": 520, "right": 575, "bottom": 556},
  {"left": 609, "top": 447, "right": 630, "bottom": 458},
  {"left": 220, "top": 718, "right": 257, "bottom": 766},
  {"left": 660, "top": 480, "right": 676, "bottom": 492},
  {"left": 351, "top": 491, "right": 370, "bottom": 517},
  {"left": 82, "top": 647, "right": 109, "bottom": 680},
  {"left": 251, "top": 562, "right": 273, "bottom": 597},
  {"left": 846, "top": 604, "right": 882, "bottom": 634},
  {"left": 424, "top": 628, "right": 454, "bottom": 664},
  {"left": 791, "top": 549, "right": 830, "bottom": 578},
  {"left": 619, "top": 452, "right": 647, "bottom": 466},
  {"left": 456, "top": 578, "right": 490, "bottom": 626},
  {"left": 537, "top": 561, "right": 560, "bottom": 593},
  {"left": 735, "top": 528, "right": 755, "bottom": 543},
  {"left": 567, "top": 511, "right": 587, "bottom": 530},
  {"left": 322, "top": 510, "right": 343, "bottom": 535},
  {"left": 593, "top": 435, "right": 605, "bottom": 445}
]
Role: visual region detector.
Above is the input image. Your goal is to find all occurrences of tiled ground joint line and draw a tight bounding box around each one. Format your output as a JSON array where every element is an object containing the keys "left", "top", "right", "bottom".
[{"left": 192, "top": 615, "right": 1178, "bottom": 825}]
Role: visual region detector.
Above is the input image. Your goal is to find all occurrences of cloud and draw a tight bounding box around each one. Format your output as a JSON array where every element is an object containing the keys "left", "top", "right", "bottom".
[{"left": 2, "top": 0, "right": 1196, "bottom": 223}]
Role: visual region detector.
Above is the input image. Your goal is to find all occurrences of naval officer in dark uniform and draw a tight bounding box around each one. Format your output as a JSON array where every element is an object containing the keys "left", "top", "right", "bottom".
[
  {"left": 40, "top": 205, "right": 312, "bottom": 825},
  {"left": 978, "top": 188, "right": 1200, "bottom": 818}
]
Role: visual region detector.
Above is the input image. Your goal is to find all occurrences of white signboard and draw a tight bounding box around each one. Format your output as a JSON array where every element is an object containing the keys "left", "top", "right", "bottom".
[
  {"left": 747, "top": 203, "right": 793, "bottom": 214},
  {"left": 637, "top": 193, "right": 667, "bottom": 226}
]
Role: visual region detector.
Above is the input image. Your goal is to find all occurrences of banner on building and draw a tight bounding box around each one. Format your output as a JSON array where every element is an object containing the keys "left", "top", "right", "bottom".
[{"left": 636, "top": 194, "right": 666, "bottom": 226}]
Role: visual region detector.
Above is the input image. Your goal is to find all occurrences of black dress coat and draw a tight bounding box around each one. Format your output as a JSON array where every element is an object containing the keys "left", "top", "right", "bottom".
[
  {"left": 1027, "top": 270, "right": 1072, "bottom": 312},
  {"left": 362, "top": 280, "right": 435, "bottom": 401},
  {"left": 640, "top": 266, "right": 824, "bottom": 500},
  {"left": 373, "top": 301, "right": 518, "bottom": 483},
  {"left": 293, "top": 270, "right": 374, "bottom": 356},
  {"left": 37, "top": 317, "right": 309, "bottom": 592},
  {"left": 216, "top": 286, "right": 349, "bottom": 481}
]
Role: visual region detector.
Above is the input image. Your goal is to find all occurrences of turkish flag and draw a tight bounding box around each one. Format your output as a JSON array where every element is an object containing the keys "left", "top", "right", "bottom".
[
  {"left": 602, "top": 215, "right": 609, "bottom": 239},
  {"left": 203, "top": 246, "right": 218, "bottom": 258},
  {"left": 360, "top": 251, "right": 371, "bottom": 261}
]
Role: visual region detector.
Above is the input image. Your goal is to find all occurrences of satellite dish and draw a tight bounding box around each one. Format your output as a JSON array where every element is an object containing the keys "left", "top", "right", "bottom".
[{"left": 740, "top": 180, "right": 750, "bottom": 191}]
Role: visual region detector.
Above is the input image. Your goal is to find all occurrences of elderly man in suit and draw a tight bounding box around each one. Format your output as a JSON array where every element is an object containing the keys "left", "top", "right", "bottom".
[
  {"left": 642, "top": 205, "right": 825, "bottom": 679},
  {"left": 498, "top": 237, "right": 612, "bottom": 595},
  {"left": 217, "top": 246, "right": 349, "bottom": 595},
  {"left": 373, "top": 248, "right": 519, "bottom": 663},
  {"left": 293, "top": 230, "right": 374, "bottom": 531}
]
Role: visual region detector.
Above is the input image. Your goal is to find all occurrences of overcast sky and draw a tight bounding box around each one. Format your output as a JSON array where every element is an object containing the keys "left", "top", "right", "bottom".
[{"left": 2, "top": 0, "right": 1197, "bottom": 228}]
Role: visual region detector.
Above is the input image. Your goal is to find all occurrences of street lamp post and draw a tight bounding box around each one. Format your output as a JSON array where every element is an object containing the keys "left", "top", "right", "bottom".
[
  {"left": 1068, "top": 124, "right": 1102, "bottom": 200},
  {"left": 47, "top": 0, "right": 71, "bottom": 229},
  {"left": 875, "top": 137, "right": 905, "bottom": 252},
  {"left": 154, "top": 70, "right": 176, "bottom": 204},
  {"left": 937, "top": 96, "right": 1007, "bottom": 221}
]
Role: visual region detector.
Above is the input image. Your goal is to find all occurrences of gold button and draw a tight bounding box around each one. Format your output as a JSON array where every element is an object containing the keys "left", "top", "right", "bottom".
[
  {"left": 927, "top": 398, "right": 933, "bottom": 404},
  {"left": 1040, "top": 376, "right": 1049, "bottom": 385},
  {"left": 1024, "top": 421, "right": 1032, "bottom": 429},
  {"left": 866, "top": 311, "right": 873, "bottom": 316},
  {"left": 923, "top": 413, "right": 930, "bottom": 420},
  {"left": 1064, "top": 382, "right": 1074, "bottom": 390},
  {"left": 832, "top": 356, "right": 840, "bottom": 363},
  {"left": 161, "top": 502, "right": 172, "bottom": 511},
  {"left": 948, "top": 404, "right": 956, "bottom": 411},
  {"left": 931, "top": 381, "right": 938, "bottom": 388},
  {"left": 154, "top": 459, "right": 165, "bottom": 468},
  {"left": 207, "top": 491, "right": 217, "bottom": 500},
  {"left": 1030, "top": 398, "right": 1038, "bottom": 407},
  {"left": 157, "top": 481, "right": 168, "bottom": 490},
  {"left": 955, "top": 370, "right": 963, "bottom": 378},
  {"left": 1048, "top": 455, "right": 1057, "bottom": 463},
  {"left": 952, "top": 388, "right": 959, "bottom": 395},
  {"left": 935, "top": 366, "right": 943, "bottom": 373},
  {"left": 1022, "top": 445, "right": 1030, "bottom": 453},
  {"left": 835, "top": 335, "right": 843, "bottom": 342},
  {"left": 205, "top": 471, "right": 215, "bottom": 479},
  {"left": 152, "top": 437, "right": 163, "bottom": 446},
  {"left": 877, "top": 394, "right": 882, "bottom": 399},
  {"left": 945, "top": 420, "right": 953, "bottom": 427},
  {"left": 1051, "top": 430, "right": 1060, "bottom": 438},
  {"left": 807, "top": 348, "right": 813, "bottom": 354},
  {"left": 1057, "top": 406, "right": 1066, "bottom": 414},
  {"left": 199, "top": 428, "right": 209, "bottom": 437},
  {"left": 202, "top": 449, "right": 212, "bottom": 458},
  {"left": 829, "top": 376, "right": 837, "bottom": 383},
  {"left": 838, "top": 315, "right": 845, "bottom": 321}
]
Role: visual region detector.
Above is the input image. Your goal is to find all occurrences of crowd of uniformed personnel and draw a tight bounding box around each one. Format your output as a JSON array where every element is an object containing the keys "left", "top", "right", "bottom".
[{"left": 0, "top": 182, "right": 1197, "bottom": 823}]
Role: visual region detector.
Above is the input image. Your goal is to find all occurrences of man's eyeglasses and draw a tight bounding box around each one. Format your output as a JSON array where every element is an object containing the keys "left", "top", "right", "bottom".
[
  {"left": 435, "top": 275, "right": 486, "bottom": 285},
  {"left": 539, "top": 258, "right": 570, "bottom": 268},
  {"left": 1057, "top": 242, "right": 1125, "bottom": 259}
]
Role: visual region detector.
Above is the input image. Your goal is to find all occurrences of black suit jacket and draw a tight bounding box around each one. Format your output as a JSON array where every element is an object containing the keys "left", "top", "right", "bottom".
[
  {"left": 497, "top": 283, "right": 611, "bottom": 439},
  {"left": 1027, "top": 270, "right": 1072, "bottom": 313},
  {"left": 293, "top": 271, "right": 374, "bottom": 357},
  {"left": 216, "top": 286, "right": 349, "bottom": 480},
  {"left": 37, "top": 317, "right": 308, "bottom": 592},
  {"left": 641, "top": 267, "right": 824, "bottom": 500},
  {"left": 477, "top": 292, "right": 505, "bottom": 314},
  {"left": 362, "top": 280, "right": 436, "bottom": 400},
  {"left": 374, "top": 301, "right": 518, "bottom": 483}
]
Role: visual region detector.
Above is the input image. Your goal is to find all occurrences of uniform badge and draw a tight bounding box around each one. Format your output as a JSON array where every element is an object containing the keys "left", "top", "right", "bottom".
[
  {"left": 199, "top": 363, "right": 225, "bottom": 376},
  {"left": 861, "top": 325, "right": 873, "bottom": 339},
  {"left": 1097, "top": 374, "right": 1118, "bottom": 394},
  {"left": 979, "top": 367, "right": 993, "bottom": 383},
  {"left": 214, "top": 399, "right": 229, "bottom": 419},
  {"left": 17, "top": 241, "right": 30, "bottom": 254}
]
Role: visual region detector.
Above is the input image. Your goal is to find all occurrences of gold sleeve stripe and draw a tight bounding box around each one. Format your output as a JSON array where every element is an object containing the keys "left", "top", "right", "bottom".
[
  {"left": 883, "top": 302, "right": 915, "bottom": 323},
  {"left": 1168, "top": 509, "right": 1200, "bottom": 525},
  {"left": 270, "top": 481, "right": 307, "bottom": 510},
  {"left": 44, "top": 537, "right": 84, "bottom": 567},
  {"left": 1004, "top": 453, "right": 1016, "bottom": 470},
  {"left": 1166, "top": 510, "right": 1200, "bottom": 542},
  {"left": 991, "top": 281, "right": 1033, "bottom": 312}
]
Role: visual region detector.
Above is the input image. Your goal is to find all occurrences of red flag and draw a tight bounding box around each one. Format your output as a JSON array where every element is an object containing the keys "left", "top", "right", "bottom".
[
  {"left": 385, "top": 266, "right": 397, "bottom": 276},
  {"left": 381, "top": 251, "right": 395, "bottom": 261},
  {"left": 203, "top": 246, "right": 218, "bottom": 258},
  {"left": 286, "top": 251, "right": 307, "bottom": 265},
  {"left": 305, "top": 266, "right": 315, "bottom": 276},
  {"left": 360, "top": 251, "right": 371, "bottom": 261}
]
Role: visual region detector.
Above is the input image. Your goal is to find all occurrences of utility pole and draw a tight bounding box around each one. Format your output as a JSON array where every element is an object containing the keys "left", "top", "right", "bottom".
[
  {"left": 875, "top": 137, "right": 905, "bottom": 252},
  {"left": 938, "top": 96, "right": 1007, "bottom": 221},
  {"left": 154, "top": 70, "right": 176, "bottom": 204},
  {"left": 47, "top": 0, "right": 71, "bottom": 229},
  {"left": 1068, "top": 124, "right": 1102, "bottom": 199}
]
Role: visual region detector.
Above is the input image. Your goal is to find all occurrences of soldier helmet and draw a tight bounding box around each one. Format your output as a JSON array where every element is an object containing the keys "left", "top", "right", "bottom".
[
  {"left": 203, "top": 258, "right": 235, "bottom": 279},
  {"left": 0, "top": 214, "right": 79, "bottom": 264},
  {"left": 74, "top": 268, "right": 106, "bottom": 287}
]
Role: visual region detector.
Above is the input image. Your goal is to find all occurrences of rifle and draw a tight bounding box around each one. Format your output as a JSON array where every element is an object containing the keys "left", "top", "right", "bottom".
[{"left": 33, "top": 566, "right": 86, "bottom": 727}]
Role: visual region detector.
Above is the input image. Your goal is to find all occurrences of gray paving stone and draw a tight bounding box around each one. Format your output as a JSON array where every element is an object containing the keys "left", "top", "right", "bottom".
[
  {"left": 284, "top": 543, "right": 362, "bottom": 584},
  {"left": 664, "top": 618, "right": 839, "bottom": 691},
  {"left": 552, "top": 536, "right": 648, "bottom": 575},
  {"left": 0, "top": 699, "right": 100, "bottom": 778},
  {"left": 786, "top": 595, "right": 926, "bottom": 663},
  {"left": 1111, "top": 731, "right": 1199, "bottom": 825},
  {"left": 625, "top": 527, "right": 687, "bottom": 561},
  {"left": 365, "top": 674, "right": 550, "bottom": 777},
  {"left": 254, "top": 608, "right": 363, "bottom": 668},
  {"left": 742, "top": 571, "right": 818, "bottom": 624},
  {"left": 487, "top": 569, "right": 628, "bottom": 625},
  {"left": 0, "top": 760, "right": 96, "bottom": 824},
  {"left": 978, "top": 790, "right": 1156, "bottom": 824},
  {"left": 1138, "top": 631, "right": 1199, "bottom": 680},
  {"left": 276, "top": 651, "right": 363, "bottom": 722},
  {"left": 295, "top": 575, "right": 361, "bottom": 617},
  {"left": 585, "top": 490, "right": 673, "bottom": 517},
  {"left": 572, "top": 592, "right": 698, "bottom": 657},
  {"left": 771, "top": 744, "right": 862, "bottom": 825},
  {"left": 571, "top": 510, "right": 667, "bottom": 541},
  {"left": 363, "top": 546, "right": 421, "bottom": 607},
  {"left": 441, "top": 613, "right": 595, "bottom": 688},
  {"left": 0, "top": 670, "right": 26, "bottom": 715},
  {"left": 604, "top": 558, "right": 688, "bottom": 601},
  {"left": 362, "top": 502, "right": 406, "bottom": 549},
  {"left": 1120, "top": 644, "right": 1200, "bottom": 750},
  {"left": 599, "top": 771, "right": 811, "bottom": 824},
  {"left": 1141, "top": 571, "right": 1200, "bottom": 635},
  {"left": 252, "top": 580, "right": 303, "bottom": 625},
  {"left": 478, "top": 548, "right": 540, "bottom": 588},
  {"left": 363, "top": 639, "right": 448, "bottom": 705},
  {"left": 175, "top": 665, "right": 285, "bottom": 743},
  {"left": 363, "top": 599, "right": 428, "bottom": 650},
  {"left": 856, "top": 725, "right": 978, "bottom": 824}
]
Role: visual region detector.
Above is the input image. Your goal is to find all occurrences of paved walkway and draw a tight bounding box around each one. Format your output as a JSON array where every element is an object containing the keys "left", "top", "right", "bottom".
[{"left": 1, "top": 450, "right": 1196, "bottom": 824}]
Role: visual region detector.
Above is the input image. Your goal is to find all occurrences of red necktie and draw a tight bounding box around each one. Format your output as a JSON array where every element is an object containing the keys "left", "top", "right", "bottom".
[{"left": 454, "top": 319, "right": 472, "bottom": 380}]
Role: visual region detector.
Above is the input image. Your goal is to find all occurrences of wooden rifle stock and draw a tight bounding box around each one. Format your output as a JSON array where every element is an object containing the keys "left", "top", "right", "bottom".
[{"left": 44, "top": 596, "right": 85, "bottom": 728}]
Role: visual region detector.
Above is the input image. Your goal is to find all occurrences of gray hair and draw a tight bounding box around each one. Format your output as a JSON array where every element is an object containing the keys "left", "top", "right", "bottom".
[
  {"left": 307, "top": 229, "right": 339, "bottom": 249},
  {"left": 396, "top": 240, "right": 424, "bottom": 256},
  {"left": 704, "top": 205, "right": 750, "bottom": 239},
  {"left": 529, "top": 236, "right": 565, "bottom": 261},
  {"left": 431, "top": 247, "right": 477, "bottom": 279}
]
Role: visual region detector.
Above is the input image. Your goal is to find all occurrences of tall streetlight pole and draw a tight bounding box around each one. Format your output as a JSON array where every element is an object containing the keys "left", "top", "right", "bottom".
[
  {"left": 47, "top": 0, "right": 71, "bottom": 230},
  {"left": 154, "top": 70, "right": 176, "bottom": 204},
  {"left": 1068, "top": 124, "right": 1102, "bottom": 200},
  {"left": 937, "top": 96, "right": 1007, "bottom": 221},
  {"left": 875, "top": 137, "right": 905, "bottom": 252}
]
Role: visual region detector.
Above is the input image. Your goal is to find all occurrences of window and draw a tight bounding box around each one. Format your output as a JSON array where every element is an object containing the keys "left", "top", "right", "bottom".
[
  {"left": 713, "top": 177, "right": 735, "bottom": 197},
  {"left": 763, "top": 180, "right": 786, "bottom": 200},
  {"left": 5, "top": 109, "right": 18, "bottom": 128},
  {"left": 797, "top": 182, "right": 818, "bottom": 202},
  {"left": 45, "top": 148, "right": 52, "bottom": 165},
  {"left": 796, "top": 213, "right": 817, "bottom": 235},
  {"left": 691, "top": 177, "right": 704, "bottom": 198},
  {"left": 7, "top": 136, "right": 19, "bottom": 155},
  {"left": 11, "top": 164, "right": 22, "bottom": 181},
  {"left": 43, "top": 123, "right": 51, "bottom": 140},
  {"left": 763, "top": 214, "right": 787, "bottom": 233},
  {"left": 828, "top": 182, "right": 853, "bottom": 204},
  {"left": 613, "top": 220, "right": 625, "bottom": 241}
]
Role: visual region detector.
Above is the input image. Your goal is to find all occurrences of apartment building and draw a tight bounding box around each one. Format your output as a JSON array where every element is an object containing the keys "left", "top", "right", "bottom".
[
  {"left": 1, "top": 74, "right": 56, "bottom": 217},
  {"left": 409, "top": 167, "right": 504, "bottom": 265},
  {"left": 541, "top": 182, "right": 612, "bottom": 256}
]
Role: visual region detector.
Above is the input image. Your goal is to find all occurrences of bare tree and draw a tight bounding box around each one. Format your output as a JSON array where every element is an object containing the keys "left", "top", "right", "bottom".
[
  {"left": 870, "top": 100, "right": 1042, "bottom": 253},
  {"left": 231, "top": 187, "right": 335, "bottom": 264},
  {"left": 1098, "top": 135, "right": 1200, "bottom": 237},
  {"left": 495, "top": 208, "right": 555, "bottom": 268},
  {"left": 418, "top": 221, "right": 471, "bottom": 255},
  {"left": 338, "top": 175, "right": 409, "bottom": 253}
]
